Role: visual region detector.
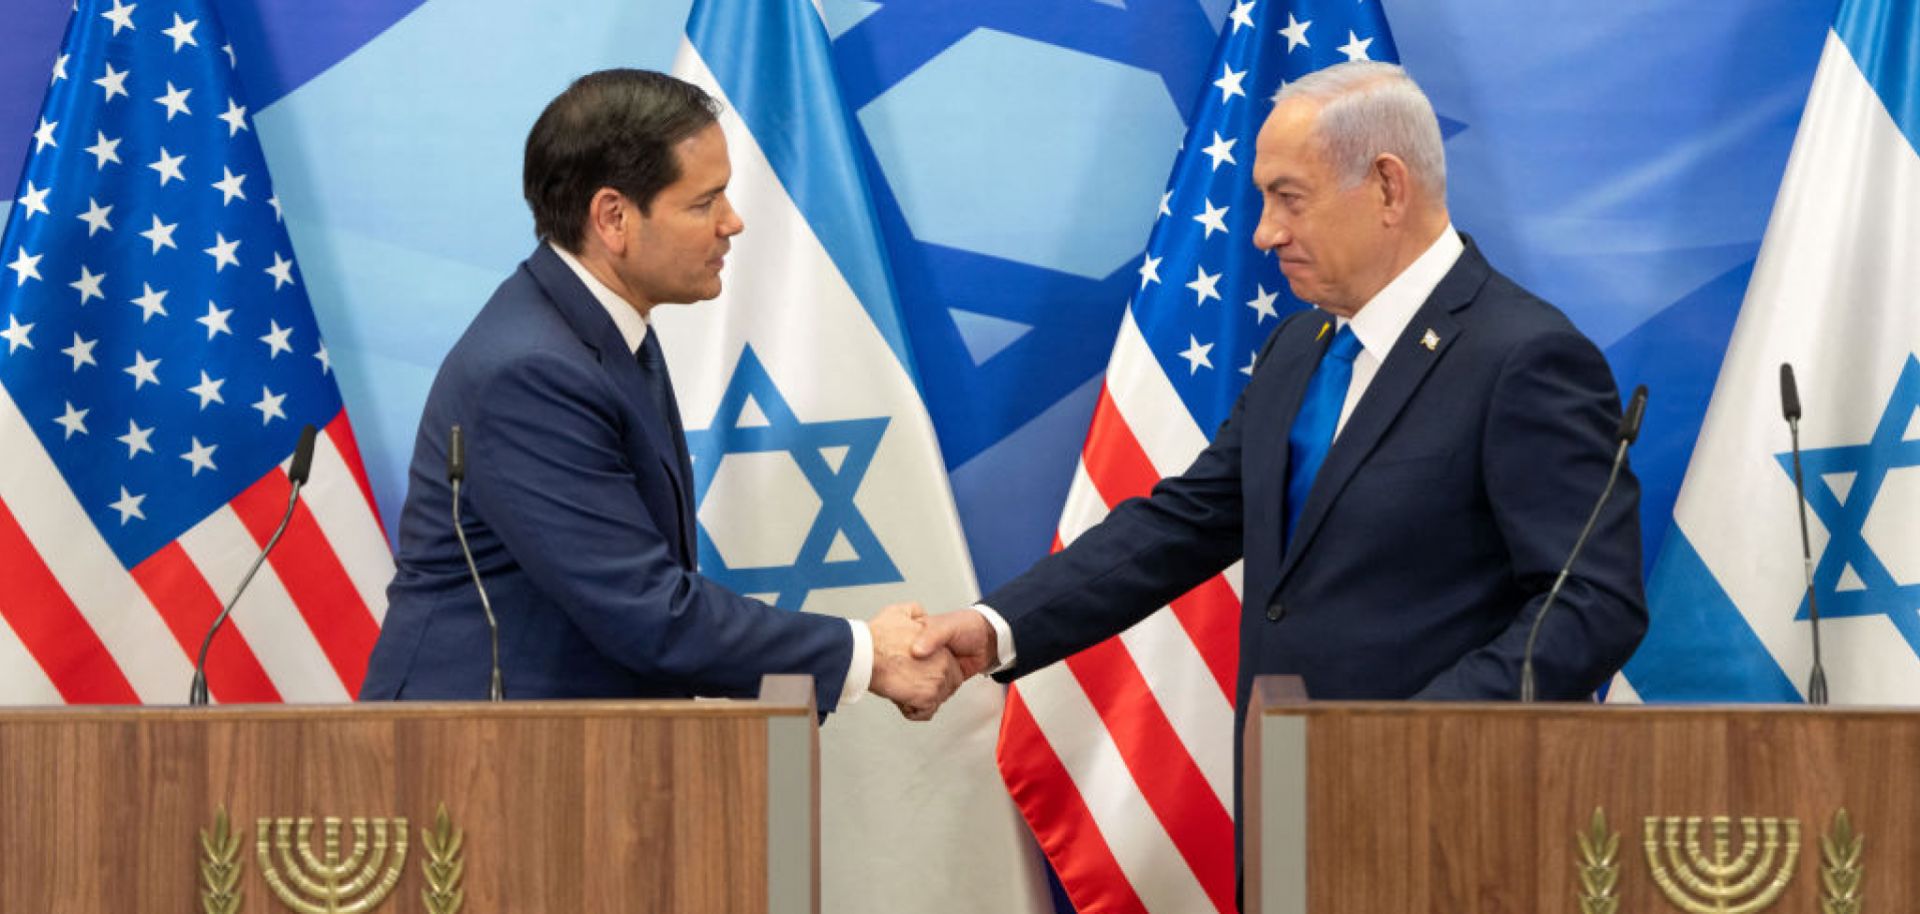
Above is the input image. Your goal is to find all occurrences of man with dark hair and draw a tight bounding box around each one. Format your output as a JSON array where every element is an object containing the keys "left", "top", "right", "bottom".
[{"left": 360, "top": 69, "right": 959, "bottom": 713}]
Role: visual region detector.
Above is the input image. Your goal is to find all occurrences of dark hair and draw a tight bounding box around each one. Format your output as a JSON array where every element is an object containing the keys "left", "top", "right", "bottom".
[{"left": 523, "top": 69, "right": 720, "bottom": 250}]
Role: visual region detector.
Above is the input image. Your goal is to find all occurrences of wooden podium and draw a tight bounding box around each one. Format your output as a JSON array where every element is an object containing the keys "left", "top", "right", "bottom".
[
  {"left": 0, "top": 675, "right": 819, "bottom": 914},
  {"left": 1245, "top": 675, "right": 1920, "bottom": 913}
]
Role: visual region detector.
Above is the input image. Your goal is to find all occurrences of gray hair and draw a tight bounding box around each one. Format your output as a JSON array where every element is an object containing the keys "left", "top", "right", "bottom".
[{"left": 1273, "top": 62, "right": 1446, "bottom": 198}]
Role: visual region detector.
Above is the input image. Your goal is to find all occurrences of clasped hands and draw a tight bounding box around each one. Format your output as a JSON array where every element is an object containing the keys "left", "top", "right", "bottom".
[{"left": 867, "top": 604, "right": 998, "bottom": 721}]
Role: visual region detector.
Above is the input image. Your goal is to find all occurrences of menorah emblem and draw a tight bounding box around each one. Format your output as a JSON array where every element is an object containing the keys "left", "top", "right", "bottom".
[
  {"left": 255, "top": 816, "right": 410, "bottom": 914},
  {"left": 1641, "top": 815, "right": 1801, "bottom": 914}
]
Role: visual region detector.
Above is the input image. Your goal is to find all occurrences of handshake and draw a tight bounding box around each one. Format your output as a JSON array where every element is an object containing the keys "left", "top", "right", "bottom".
[{"left": 865, "top": 603, "right": 998, "bottom": 721}]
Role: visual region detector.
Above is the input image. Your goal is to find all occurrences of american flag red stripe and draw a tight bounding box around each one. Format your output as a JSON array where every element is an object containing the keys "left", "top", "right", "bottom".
[
  {"left": 231, "top": 470, "right": 381, "bottom": 692},
  {"left": 130, "top": 541, "right": 284, "bottom": 703},
  {"left": 1001, "top": 312, "right": 1240, "bottom": 914},
  {"left": 1080, "top": 387, "right": 1238, "bottom": 700},
  {"left": 322, "top": 413, "right": 384, "bottom": 532},
  {"left": 1065, "top": 638, "right": 1238, "bottom": 911},
  {"left": 997, "top": 688, "right": 1149, "bottom": 914},
  {"left": 0, "top": 497, "right": 140, "bottom": 704},
  {"left": 0, "top": 398, "right": 391, "bottom": 705}
]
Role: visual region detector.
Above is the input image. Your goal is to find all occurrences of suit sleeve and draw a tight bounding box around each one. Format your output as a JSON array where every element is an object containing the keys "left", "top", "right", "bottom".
[
  {"left": 986, "top": 367, "right": 1259, "bottom": 681},
  {"left": 1413, "top": 329, "right": 1648, "bottom": 699},
  {"left": 466, "top": 347, "right": 855, "bottom": 710}
]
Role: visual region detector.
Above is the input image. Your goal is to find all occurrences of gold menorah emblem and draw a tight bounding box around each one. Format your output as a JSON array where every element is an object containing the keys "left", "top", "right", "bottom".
[
  {"left": 255, "top": 815, "right": 409, "bottom": 914},
  {"left": 1641, "top": 815, "right": 1800, "bottom": 914}
]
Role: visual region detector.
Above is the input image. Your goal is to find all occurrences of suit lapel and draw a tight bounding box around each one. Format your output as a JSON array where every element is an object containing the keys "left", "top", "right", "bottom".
[
  {"left": 525, "top": 246, "right": 699, "bottom": 565},
  {"left": 1275, "top": 241, "right": 1491, "bottom": 585}
]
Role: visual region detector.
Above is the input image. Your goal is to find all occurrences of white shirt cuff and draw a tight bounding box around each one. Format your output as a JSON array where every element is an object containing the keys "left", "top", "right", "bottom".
[
  {"left": 972, "top": 604, "right": 1016, "bottom": 674},
  {"left": 840, "top": 618, "right": 873, "bottom": 706}
]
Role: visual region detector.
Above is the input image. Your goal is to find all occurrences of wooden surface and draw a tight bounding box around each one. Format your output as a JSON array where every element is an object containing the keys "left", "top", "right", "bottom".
[
  {"left": 1248, "top": 688, "right": 1920, "bottom": 913},
  {"left": 0, "top": 678, "right": 815, "bottom": 913}
]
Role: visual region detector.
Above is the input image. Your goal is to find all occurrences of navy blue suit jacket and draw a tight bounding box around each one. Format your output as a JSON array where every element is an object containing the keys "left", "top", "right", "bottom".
[
  {"left": 359, "top": 245, "right": 853, "bottom": 709},
  {"left": 987, "top": 238, "right": 1646, "bottom": 713}
]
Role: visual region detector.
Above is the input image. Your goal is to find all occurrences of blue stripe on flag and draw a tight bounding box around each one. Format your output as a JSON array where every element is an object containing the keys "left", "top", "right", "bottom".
[
  {"left": 1626, "top": 529, "right": 1803, "bottom": 701},
  {"left": 685, "top": 0, "right": 914, "bottom": 371},
  {"left": 1834, "top": 0, "right": 1920, "bottom": 151}
]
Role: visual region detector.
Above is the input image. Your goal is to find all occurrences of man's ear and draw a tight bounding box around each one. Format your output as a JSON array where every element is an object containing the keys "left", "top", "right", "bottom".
[
  {"left": 1373, "top": 154, "right": 1412, "bottom": 226},
  {"left": 585, "top": 187, "right": 629, "bottom": 255}
]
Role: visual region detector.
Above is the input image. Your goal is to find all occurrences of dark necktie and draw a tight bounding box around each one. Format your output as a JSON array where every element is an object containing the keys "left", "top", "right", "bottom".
[
  {"left": 1284, "top": 324, "right": 1363, "bottom": 547},
  {"left": 636, "top": 329, "right": 697, "bottom": 552}
]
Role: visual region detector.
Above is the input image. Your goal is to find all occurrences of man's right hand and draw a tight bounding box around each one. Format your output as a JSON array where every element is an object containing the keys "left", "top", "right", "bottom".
[
  {"left": 868, "top": 603, "right": 963, "bottom": 720},
  {"left": 912, "top": 609, "right": 999, "bottom": 679}
]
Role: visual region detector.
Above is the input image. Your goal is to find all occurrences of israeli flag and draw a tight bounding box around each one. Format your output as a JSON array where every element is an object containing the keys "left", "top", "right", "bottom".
[
  {"left": 1624, "top": 0, "right": 1920, "bottom": 703},
  {"left": 659, "top": 2, "right": 1049, "bottom": 911}
]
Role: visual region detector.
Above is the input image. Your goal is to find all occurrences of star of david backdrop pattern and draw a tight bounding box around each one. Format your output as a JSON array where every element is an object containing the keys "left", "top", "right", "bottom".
[{"left": 3, "top": 0, "right": 1918, "bottom": 911}]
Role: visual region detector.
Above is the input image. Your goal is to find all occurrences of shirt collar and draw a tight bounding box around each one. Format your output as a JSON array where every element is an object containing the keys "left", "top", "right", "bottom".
[
  {"left": 549, "top": 241, "right": 650, "bottom": 354},
  {"left": 1338, "top": 223, "right": 1463, "bottom": 360}
]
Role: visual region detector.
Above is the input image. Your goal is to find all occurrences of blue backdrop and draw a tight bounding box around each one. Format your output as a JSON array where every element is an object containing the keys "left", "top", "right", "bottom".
[{"left": 0, "top": 0, "right": 1838, "bottom": 649}]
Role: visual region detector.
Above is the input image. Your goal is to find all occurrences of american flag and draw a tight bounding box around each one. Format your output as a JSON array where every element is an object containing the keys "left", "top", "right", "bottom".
[
  {"left": 0, "top": 0, "right": 391, "bottom": 705},
  {"left": 993, "top": 2, "right": 1398, "bottom": 910}
]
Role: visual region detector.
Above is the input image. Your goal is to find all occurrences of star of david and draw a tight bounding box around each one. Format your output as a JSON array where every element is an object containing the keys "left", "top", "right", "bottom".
[
  {"left": 684, "top": 345, "right": 900, "bottom": 609},
  {"left": 1774, "top": 355, "right": 1920, "bottom": 656}
]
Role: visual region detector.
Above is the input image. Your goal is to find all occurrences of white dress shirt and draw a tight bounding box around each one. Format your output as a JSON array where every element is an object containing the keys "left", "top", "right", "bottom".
[
  {"left": 1331, "top": 224, "right": 1464, "bottom": 437},
  {"left": 972, "top": 224, "right": 1465, "bottom": 676},
  {"left": 549, "top": 243, "right": 873, "bottom": 704}
]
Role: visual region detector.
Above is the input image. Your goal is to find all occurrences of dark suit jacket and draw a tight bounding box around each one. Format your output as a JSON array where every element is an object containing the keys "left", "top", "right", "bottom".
[
  {"left": 360, "top": 245, "right": 852, "bottom": 709},
  {"left": 987, "top": 237, "right": 1647, "bottom": 714}
]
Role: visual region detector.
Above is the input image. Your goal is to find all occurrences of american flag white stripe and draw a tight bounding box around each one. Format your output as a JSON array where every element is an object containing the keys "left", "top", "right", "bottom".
[
  {"left": 1103, "top": 310, "right": 1213, "bottom": 469},
  {"left": 1005, "top": 369, "right": 1242, "bottom": 910},
  {"left": 299, "top": 428, "right": 392, "bottom": 623},
  {"left": 176, "top": 503, "right": 356, "bottom": 702},
  {"left": 0, "top": 615, "right": 65, "bottom": 704},
  {"left": 1056, "top": 461, "right": 1236, "bottom": 809},
  {"left": 1037, "top": 310, "right": 1242, "bottom": 799},
  {"left": 1012, "top": 659, "right": 1217, "bottom": 913},
  {"left": 2, "top": 383, "right": 383, "bottom": 705},
  {"left": 0, "top": 383, "right": 189, "bottom": 701}
]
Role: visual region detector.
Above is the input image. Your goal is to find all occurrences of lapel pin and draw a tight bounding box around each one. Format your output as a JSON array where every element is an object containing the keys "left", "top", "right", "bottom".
[
  {"left": 1420, "top": 328, "right": 1440, "bottom": 351},
  {"left": 1317, "top": 321, "right": 1331, "bottom": 342}
]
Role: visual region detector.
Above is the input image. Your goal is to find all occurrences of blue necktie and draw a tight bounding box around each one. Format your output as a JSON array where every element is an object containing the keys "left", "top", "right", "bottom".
[
  {"left": 636, "top": 330, "right": 697, "bottom": 552},
  {"left": 1285, "top": 324, "right": 1363, "bottom": 546}
]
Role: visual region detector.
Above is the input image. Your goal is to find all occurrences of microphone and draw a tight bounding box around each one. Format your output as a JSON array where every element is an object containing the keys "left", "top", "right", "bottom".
[
  {"left": 1520, "top": 385, "right": 1647, "bottom": 702},
  {"left": 1780, "top": 364, "right": 1828, "bottom": 705},
  {"left": 448, "top": 425, "right": 504, "bottom": 701},
  {"left": 189, "top": 424, "right": 317, "bottom": 705}
]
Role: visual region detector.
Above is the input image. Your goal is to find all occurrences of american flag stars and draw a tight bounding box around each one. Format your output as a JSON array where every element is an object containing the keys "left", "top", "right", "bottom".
[
  {"left": 1280, "top": 13, "right": 1311, "bottom": 52},
  {"left": 7, "top": 248, "right": 41, "bottom": 286},
  {"left": 0, "top": 0, "right": 338, "bottom": 560},
  {"left": 1118, "top": 1, "right": 1395, "bottom": 427},
  {"left": 70, "top": 264, "right": 106, "bottom": 303},
  {"left": 100, "top": 0, "right": 137, "bottom": 36},
  {"left": 1, "top": 314, "right": 32, "bottom": 353},
  {"left": 15, "top": 182, "right": 51, "bottom": 220},
  {"left": 33, "top": 119, "right": 58, "bottom": 153}
]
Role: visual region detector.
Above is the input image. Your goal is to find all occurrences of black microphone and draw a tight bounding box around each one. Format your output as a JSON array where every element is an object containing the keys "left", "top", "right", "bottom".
[
  {"left": 1780, "top": 364, "right": 1828, "bottom": 705},
  {"left": 1520, "top": 385, "right": 1647, "bottom": 702},
  {"left": 189, "top": 424, "right": 317, "bottom": 705},
  {"left": 448, "top": 425, "right": 504, "bottom": 701}
]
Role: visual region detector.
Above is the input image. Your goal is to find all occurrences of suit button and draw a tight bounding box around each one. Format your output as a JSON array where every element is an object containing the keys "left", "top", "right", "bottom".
[{"left": 1266, "top": 603, "right": 1283, "bottom": 621}]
